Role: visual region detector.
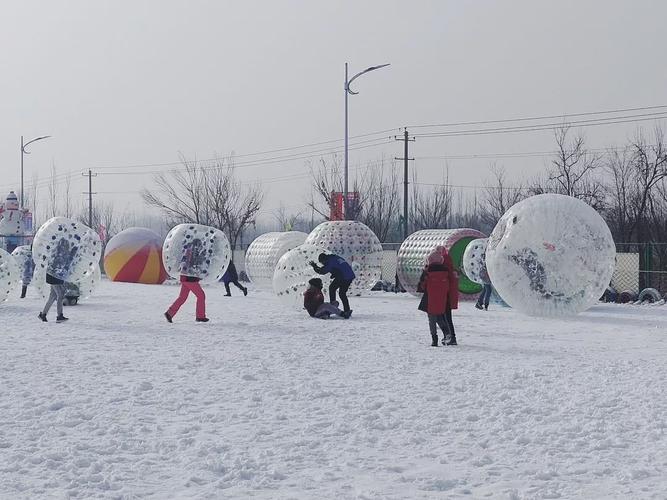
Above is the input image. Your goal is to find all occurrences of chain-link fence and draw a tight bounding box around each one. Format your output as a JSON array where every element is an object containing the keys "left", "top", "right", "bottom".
[{"left": 615, "top": 243, "right": 667, "bottom": 295}]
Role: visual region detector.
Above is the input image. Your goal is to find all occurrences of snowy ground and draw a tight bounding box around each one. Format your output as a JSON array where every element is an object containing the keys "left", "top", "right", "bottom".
[{"left": 1, "top": 280, "right": 666, "bottom": 499}]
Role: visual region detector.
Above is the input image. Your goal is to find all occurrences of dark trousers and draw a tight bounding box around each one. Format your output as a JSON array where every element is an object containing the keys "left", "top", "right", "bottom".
[
  {"left": 445, "top": 307, "right": 455, "bottom": 338},
  {"left": 224, "top": 280, "right": 245, "bottom": 295},
  {"left": 428, "top": 314, "right": 451, "bottom": 339},
  {"left": 20, "top": 285, "right": 28, "bottom": 298},
  {"left": 329, "top": 278, "right": 352, "bottom": 312},
  {"left": 477, "top": 284, "right": 492, "bottom": 308}
]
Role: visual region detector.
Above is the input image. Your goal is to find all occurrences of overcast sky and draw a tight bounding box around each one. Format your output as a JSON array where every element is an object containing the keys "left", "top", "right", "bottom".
[{"left": 1, "top": 0, "right": 666, "bottom": 225}]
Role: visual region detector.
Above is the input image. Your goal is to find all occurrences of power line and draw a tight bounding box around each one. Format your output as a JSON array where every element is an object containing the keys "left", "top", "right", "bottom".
[
  {"left": 412, "top": 112, "right": 667, "bottom": 139},
  {"left": 408, "top": 104, "right": 667, "bottom": 130}
]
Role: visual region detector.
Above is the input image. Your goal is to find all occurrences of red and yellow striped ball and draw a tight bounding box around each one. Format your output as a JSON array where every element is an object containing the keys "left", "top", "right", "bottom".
[{"left": 103, "top": 227, "right": 168, "bottom": 284}]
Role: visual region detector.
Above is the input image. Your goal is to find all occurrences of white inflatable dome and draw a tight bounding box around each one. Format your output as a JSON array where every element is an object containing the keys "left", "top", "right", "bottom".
[
  {"left": 245, "top": 231, "right": 308, "bottom": 288},
  {"left": 0, "top": 248, "right": 20, "bottom": 303},
  {"left": 485, "top": 194, "right": 615, "bottom": 317},
  {"left": 304, "top": 221, "right": 382, "bottom": 293},
  {"left": 272, "top": 243, "right": 331, "bottom": 309}
]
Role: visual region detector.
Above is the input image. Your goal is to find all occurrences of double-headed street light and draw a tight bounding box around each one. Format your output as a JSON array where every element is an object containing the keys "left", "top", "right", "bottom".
[
  {"left": 344, "top": 62, "right": 390, "bottom": 219},
  {"left": 21, "top": 135, "right": 51, "bottom": 209}
]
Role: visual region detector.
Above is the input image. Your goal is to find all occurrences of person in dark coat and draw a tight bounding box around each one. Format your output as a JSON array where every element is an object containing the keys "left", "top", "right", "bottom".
[
  {"left": 475, "top": 267, "right": 493, "bottom": 311},
  {"left": 38, "top": 239, "right": 77, "bottom": 323},
  {"left": 222, "top": 260, "right": 247, "bottom": 297},
  {"left": 417, "top": 251, "right": 453, "bottom": 346},
  {"left": 435, "top": 245, "right": 458, "bottom": 345},
  {"left": 303, "top": 278, "right": 343, "bottom": 318},
  {"left": 309, "top": 253, "right": 355, "bottom": 318},
  {"left": 165, "top": 238, "right": 208, "bottom": 323},
  {"left": 20, "top": 248, "right": 34, "bottom": 298}
]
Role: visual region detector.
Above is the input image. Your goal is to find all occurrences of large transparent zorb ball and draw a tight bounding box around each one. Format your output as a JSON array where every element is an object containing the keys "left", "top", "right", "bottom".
[
  {"left": 304, "top": 221, "right": 382, "bottom": 293},
  {"left": 272, "top": 244, "right": 330, "bottom": 309},
  {"left": 162, "top": 224, "right": 231, "bottom": 284},
  {"left": 32, "top": 217, "right": 102, "bottom": 283},
  {"left": 76, "top": 265, "right": 102, "bottom": 300},
  {"left": 397, "top": 228, "right": 485, "bottom": 296},
  {"left": 245, "top": 231, "right": 308, "bottom": 288},
  {"left": 462, "top": 238, "right": 490, "bottom": 285},
  {"left": 11, "top": 245, "right": 33, "bottom": 284},
  {"left": 0, "top": 248, "right": 20, "bottom": 303},
  {"left": 486, "top": 194, "right": 615, "bottom": 316}
]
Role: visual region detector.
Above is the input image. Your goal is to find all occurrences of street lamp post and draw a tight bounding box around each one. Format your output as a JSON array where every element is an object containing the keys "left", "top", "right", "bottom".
[
  {"left": 344, "top": 62, "right": 390, "bottom": 219},
  {"left": 20, "top": 135, "right": 51, "bottom": 209}
]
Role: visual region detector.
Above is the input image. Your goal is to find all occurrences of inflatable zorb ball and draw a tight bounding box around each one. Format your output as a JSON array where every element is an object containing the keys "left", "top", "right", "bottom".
[
  {"left": 32, "top": 217, "right": 101, "bottom": 283},
  {"left": 162, "top": 224, "right": 231, "bottom": 284},
  {"left": 462, "top": 238, "right": 490, "bottom": 285},
  {"left": 0, "top": 248, "right": 20, "bottom": 303},
  {"left": 76, "top": 265, "right": 102, "bottom": 300},
  {"left": 11, "top": 245, "right": 33, "bottom": 284},
  {"left": 273, "top": 243, "right": 330, "bottom": 309},
  {"left": 304, "top": 221, "right": 382, "bottom": 292},
  {"left": 245, "top": 231, "right": 308, "bottom": 288},
  {"left": 486, "top": 194, "right": 615, "bottom": 317},
  {"left": 104, "top": 227, "right": 168, "bottom": 284},
  {"left": 397, "top": 228, "right": 486, "bottom": 295}
]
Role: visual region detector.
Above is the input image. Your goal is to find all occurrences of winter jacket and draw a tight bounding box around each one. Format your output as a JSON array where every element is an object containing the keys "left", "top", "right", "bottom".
[
  {"left": 439, "top": 251, "right": 459, "bottom": 310},
  {"left": 222, "top": 261, "right": 238, "bottom": 283},
  {"left": 22, "top": 256, "right": 34, "bottom": 285},
  {"left": 312, "top": 254, "right": 355, "bottom": 281},
  {"left": 304, "top": 286, "right": 324, "bottom": 317},
  {"left": 46, "top": 273, "right": 64, "bottom": 285},
  {"left": 417, "top": 263, "right": 451, "bottom": 315}
]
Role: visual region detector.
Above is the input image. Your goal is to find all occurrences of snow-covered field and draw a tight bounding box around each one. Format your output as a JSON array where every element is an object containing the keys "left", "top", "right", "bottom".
[{"left": 1, "top": 280, "right": 666, "bottom": 499}]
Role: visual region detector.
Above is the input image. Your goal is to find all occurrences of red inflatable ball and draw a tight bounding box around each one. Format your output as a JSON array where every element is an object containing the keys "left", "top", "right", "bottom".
[{"left": 103, "top": 227, "right": 168, "bottom": 284}]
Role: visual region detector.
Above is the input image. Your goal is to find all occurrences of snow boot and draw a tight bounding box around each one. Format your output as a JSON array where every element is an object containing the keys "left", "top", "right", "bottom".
[
  {"left": 475, "top": 303, "right": 483, "bottom": 310},
  {"left": 431, "top": 334, "right": 438, "bottom": 347},
  {"left": 56, "top": 315, "right": 69, "bottom": 323},
  {"left": 446, "top": 335, "right": 458, "bottom": 346},
  {"left": 20, "top": 285, "right": 27, "bottom": 298},
  {"left": 224, "top": 293, "right": 231, "bottom": 297},
  {"left": 38, "top": 312, "right": 47, "bottom": 322},
  {"left": 196, "top": 317, "right": 210, "bottom": 322},
  {"left": 164, "top": 312, "right": 173, "bottom": 323},
  {"left": 341, "top": 309, "right": 353, "bottom": 319},
  {"left": 242, "top": 287, "right": 248, "bottom": 296}
]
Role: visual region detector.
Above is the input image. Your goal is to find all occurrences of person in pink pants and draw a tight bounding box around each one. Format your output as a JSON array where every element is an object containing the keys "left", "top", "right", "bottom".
[{"left": 164, "top": 238, "right": 209, "bottom": 323}]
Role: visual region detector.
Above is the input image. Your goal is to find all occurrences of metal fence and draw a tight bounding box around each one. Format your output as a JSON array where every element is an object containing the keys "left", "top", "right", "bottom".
[{"left": 615, "top": 243, "right": 667, "bottom": 294}]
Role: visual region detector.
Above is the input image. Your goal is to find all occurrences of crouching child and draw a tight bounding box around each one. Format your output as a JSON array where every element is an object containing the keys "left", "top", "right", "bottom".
[{"left": 304, "top": 278, "right": 343, "bottom": 319}]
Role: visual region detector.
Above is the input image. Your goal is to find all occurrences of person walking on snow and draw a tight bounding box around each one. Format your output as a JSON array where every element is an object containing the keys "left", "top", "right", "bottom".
[
  {"left": 20, "top": 247, "right": 34, "bottom": 298},
  {"left": 475, "top": 266, "right": 493, "bottom": 311},
  {"left": 303, "top": 278, "right": 344, "bottom": 319},
  {"left": 38, "top": 239, "right": 77, "bottom": 323},
  {"left": 164, "top": 238, "right": 209, "bottom": 323},
  {"left": 417, "top": 251, "right": 453, "bottom": 346},
  {"left": 222, "top": 260, "right": 247, "bottom": 297},
  {"left": 309, "top": 253, "right": 355, "bottom": 319},
  {"left": 434, "top": 245, "right": 458, "bottom": 345}
]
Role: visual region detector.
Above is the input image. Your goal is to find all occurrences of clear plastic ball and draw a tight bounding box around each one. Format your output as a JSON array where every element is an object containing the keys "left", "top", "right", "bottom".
[
  {"left": 462, "top": 238, "right": 490, "bottom": 285},
  {"left": 11, "top": 245, "right": 33, "bottom": 284},
  {"left": 32, "top": 265, "right": 49, "bottom": 299},
  {"left": 272, "top": 244, "right": 331, "bottom": 309},
  {"left": 76, "top": 265, "right": 102, "bottom": 300},
  {"left": 245, "top": 231, "right": 308, "bottom": 288},
  {"left": 32, "top": 217, "right": 101, "bottom": 283},
  {"left": 0, "top": 248, "right": 20, "bottom": 303},
  {"left": 162, "top": 223, "right": 231, "bottom": 284},
  {"left": 304, "top": 221, "right": 382, "bottom": 293},
  {"left": 486, "top": 194, "right": 616, "bottom": 317}
]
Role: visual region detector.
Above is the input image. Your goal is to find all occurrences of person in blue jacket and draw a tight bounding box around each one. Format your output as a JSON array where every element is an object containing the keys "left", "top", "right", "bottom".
[{"left": 309, "top": 253, "right": 355, "bottom": 318}]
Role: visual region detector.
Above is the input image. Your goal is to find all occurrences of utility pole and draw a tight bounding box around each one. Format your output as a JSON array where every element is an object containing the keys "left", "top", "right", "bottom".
[
  {"left": 82, "top": 169, "right": 97, "bottom": 228},
  {"left": 395, "top": 129, "right": 414, "bottom": 240}
]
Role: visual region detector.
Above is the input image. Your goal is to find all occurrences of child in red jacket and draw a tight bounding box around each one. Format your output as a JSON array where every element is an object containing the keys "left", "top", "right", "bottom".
[
  {"left": 417, "top": 251, "right": 453, "bottom": 347},
  {"left": 304, "top": 278, "right": 344, "bottom": 319}
]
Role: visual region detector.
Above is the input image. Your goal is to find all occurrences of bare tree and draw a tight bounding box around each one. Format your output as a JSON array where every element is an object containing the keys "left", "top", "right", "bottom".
[
  {"left": 480, "top": 164, "right": 525, "bottom": 228},
  {"left": 47, "top": 163, "right": 59, "bottom": 217},
  {"left": 410, "top": 169, "right": 453, "bottom": 230},
  {"left": 546, "top": 126, "right": 605, "bottom": 209},
  {"left": 358, "top": 159, "right": 400, "bottom": 241},
  {"left": 142, "top": 156, "right": 264, "bottom": 249},
  {"left": 274, "top": 204, "right": 302, "bottom": 231},
  {"left": 308, "top": 154, "right": 365, "bottom": 221}
]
